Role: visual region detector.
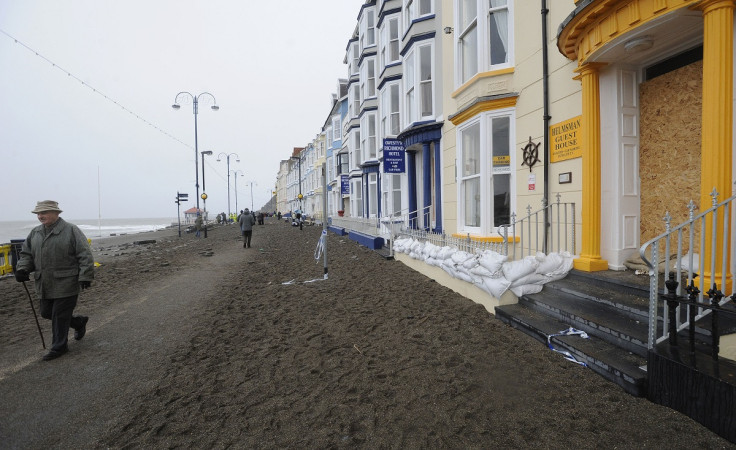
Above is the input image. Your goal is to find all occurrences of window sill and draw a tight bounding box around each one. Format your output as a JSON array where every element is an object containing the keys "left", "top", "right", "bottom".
[{"left": 452, "top": 67, "right": 515, "bottom": 99}]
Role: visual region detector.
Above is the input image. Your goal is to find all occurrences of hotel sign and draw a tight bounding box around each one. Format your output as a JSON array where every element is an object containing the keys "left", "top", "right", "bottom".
[
  {"left": 383, "top": 139, "right": 405, "bottom": 173},
  {"left": 340, "top": 174, "right": 350, "bottom": 195},
  {"left": 550, "top": 116, "right": 582, "bottom": 163}
]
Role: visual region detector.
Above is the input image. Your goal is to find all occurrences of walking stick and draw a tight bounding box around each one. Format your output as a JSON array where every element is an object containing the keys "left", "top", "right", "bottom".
[{"left": 22, "top": 281, "right": 46, "bottom": 349}]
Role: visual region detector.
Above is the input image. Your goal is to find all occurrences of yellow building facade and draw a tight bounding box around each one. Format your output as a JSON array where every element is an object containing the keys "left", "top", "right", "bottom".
[{"left": 442, "top": 0, "right": 734, "bottom": 281}]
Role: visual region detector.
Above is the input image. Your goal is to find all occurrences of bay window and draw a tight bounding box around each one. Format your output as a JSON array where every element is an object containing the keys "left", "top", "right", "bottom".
[
  {"left": 457, "top": 109, "right": 514, "bottom": 233},
  {"left": 455, "top": 0, "right": 512, "bottom": 87}
]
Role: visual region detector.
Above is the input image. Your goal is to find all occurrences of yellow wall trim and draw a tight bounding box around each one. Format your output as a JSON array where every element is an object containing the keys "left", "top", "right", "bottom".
[
  {"left": 450, "top": 233, "right": 520, "bottom": 244},
  {"left": 558, "top": 0, "right": 700, "bottom": 63},
  {"left": 451, "top": 67, "right": 515, "bottom": 99},
  {"left": 449, "top": 95, "right": 519, "bottom": 126}
]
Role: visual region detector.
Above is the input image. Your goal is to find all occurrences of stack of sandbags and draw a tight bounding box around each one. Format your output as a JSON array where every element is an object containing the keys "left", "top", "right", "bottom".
[{"left": 392, "top": 237, "right": 574, "bottom": 299}]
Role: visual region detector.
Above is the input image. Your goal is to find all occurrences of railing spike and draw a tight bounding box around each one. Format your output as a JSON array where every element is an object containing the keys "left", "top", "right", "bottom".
[
  {"left": 688, "top": 200, "right": 697, "bottom": 220},
  {"left": 555, "top": 192, "right": 561, "bottom": 204},
  {"left": 664, "top": 211, "right": 672, "bottom": 232},
  {"left": 710, "top": 187, "right": 719, "bottom": 207}
]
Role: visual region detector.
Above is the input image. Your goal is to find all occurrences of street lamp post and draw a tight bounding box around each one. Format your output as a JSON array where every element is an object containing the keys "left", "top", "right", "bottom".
[
  {"left": 217, "top": 152, "right": 240, "bottom": 220},
  {"left": 248, "top": 181, "right": 257, "bottom": 211},
  {"left": 200, "top": 150, "right": 213, "bottom": 238},
  {"left": 232, "top": 170, "right": 244, "bottom": 215},
  {"left": 290, "top": 155, "right": 302, "bottom": 212},
  {"left": 171, "top": 91, "right": 219, "bottom": 216}
]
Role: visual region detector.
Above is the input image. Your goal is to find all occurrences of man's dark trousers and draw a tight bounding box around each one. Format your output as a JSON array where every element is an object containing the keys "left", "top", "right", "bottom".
[{"left": 40, "top": 295, "right": 84, "bottom": 352}]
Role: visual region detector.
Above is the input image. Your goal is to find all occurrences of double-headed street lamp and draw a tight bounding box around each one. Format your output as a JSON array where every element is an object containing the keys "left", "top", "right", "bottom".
[
  {"left": 171, "top": 91, "right": 219, "bottom": 215},
  {"left": 231, "top": 170, "right": 244, "bottom": 214},
  {"left": 217, "top": 152, "right": 240, "bottom": 219},
  {"left": 200, "top": 150, "right": 213, "bottom": 238}
]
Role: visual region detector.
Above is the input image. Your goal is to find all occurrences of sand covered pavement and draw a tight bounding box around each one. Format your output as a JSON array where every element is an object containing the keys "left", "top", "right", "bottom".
[{"left": 0, "top": 218, "right": 732, "bottom": 448}]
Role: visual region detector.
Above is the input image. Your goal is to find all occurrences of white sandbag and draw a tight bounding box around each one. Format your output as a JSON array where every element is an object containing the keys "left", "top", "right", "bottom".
[
  {"left": 451, "top": 250, "right": 474, "bottom": 265},
  {"left": 437, "top": 246, "right": 455, "bottom": 261},
  {"left": 510, "top": 283, "right": 544, "bottom": 297},
  {"left": 477, "top": 251, "right": 507, "bottom": 275},
  {"left": 462, "top": 255, "right": 479, "bottom": 270},
  {"left": 470, "top": 265, "right": 495, "bottom": 278},
  {"left": 535, "top": 252, "right": 564, "bottom": 275},
  {"left": 481, "top": 276, "right": 512, "bottom": 299},
  {"left": 509, "top": 272, "right": 550, "bottom": 288},
  {"left": 441, "top": 263, "right": 459, "bottom": 279},
  {"left": 422, "top": 242, "right": 438, "bottom": 258},
  {"left": 546, "top": 252, "right": 574, "bottom": 281},
  {"left": 454, "top": 270, "right": 474, "bottom": 284},
  {"left": 437, "top": 246, "right": 456, "bottom": 259},
  {"left": 502, "top": 256, "right": 539, "bottom": 283},
  {"left": 680, "top": 254, "right": 699, "bottom": 272}
]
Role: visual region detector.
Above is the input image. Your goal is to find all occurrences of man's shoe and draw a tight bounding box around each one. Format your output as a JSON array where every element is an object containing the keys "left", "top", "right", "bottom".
[
  {"left": 42, "top": 347, "right": 68, "bottom": 361},
  {"left": 74, "top": 316, "right": 89, "bottom": 340}
]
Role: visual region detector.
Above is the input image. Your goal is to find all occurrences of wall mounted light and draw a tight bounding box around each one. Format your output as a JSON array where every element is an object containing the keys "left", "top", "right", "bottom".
[
  {"left": 443, "top": 27, "right": 453, "bottom": 34},
  {"left": 624, "top": 36, "right": 654, "bottom": 54}
]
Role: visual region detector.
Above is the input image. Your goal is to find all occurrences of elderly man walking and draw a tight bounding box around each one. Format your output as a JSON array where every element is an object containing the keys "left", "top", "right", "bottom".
[
  {"left": 15, "top": 200, "right": 95, "bottom": 361},
  {"left": 238, "top": 207, "right": 256, "bottom": 248}
]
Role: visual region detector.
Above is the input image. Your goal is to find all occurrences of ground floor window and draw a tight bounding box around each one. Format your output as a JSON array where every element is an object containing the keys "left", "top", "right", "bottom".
[
  {"left": 368, "top": 173, "right": 378, "bottom": 217},
  {"left": 351, "top": 179, "right": 364, "bottom": 217},
  {"left": 456, "top": 109, "right": 514, "bottom": 234}
]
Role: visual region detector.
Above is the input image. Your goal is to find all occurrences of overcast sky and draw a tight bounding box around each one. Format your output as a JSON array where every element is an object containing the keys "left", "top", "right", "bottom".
[{"left": 0, "top": 0, "right": 364, "bottom": 221}]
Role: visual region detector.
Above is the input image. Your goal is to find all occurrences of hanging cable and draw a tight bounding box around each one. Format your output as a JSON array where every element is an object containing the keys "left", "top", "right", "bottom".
[{"left": 0, "top": 28, "right": 192, "bottom": 150}]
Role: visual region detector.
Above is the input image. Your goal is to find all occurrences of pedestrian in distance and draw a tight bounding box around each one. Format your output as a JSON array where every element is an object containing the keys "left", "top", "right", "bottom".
[
  {"left": 15, "top": 200, "right": 94, "bottom": 361},
  {"left": 238, "top": 207, "right": 256, "bottom": 248},
  {"left": 195, "top": 213, "right": 203, "bottom": 238}
]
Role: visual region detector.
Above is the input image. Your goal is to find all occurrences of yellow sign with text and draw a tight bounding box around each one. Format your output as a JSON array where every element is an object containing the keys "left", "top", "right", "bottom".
[{"left": 550, "top": 116, "right": 582, "bottom": 163}]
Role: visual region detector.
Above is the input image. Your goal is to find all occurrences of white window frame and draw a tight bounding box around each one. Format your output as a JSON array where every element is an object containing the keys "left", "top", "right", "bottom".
[
  {"left": 351, "top": 42, "right": 360, "bottom": 76},
  {"left": 361, "top": 112, "right": 377, "bottom": 161},
  {"left": 352, "top": 178, "right": 364, "bottom": 216},
  {"left": 361, "top": 57, "right": 376, "bottom": 100},
  {"left": 456, "top": 108, "right": 515, "bottom": 235},
  {"left": 332, "top": 118, "right": 341, "bottom": 144},
  {"left": 380, "top": 15, "right": 400, "bottom": 71},
  {"left": 454, "top": 0, "right": 513, "bottom": 88},
  {"left": 361, "top": 8, "right": 376, "bottom": 51},
  {"left": 353, "top": 130, "right": 362, "bottom": 167},
  {"left": 404, "top": 0, "right": 433, "bottom": 30},
  {"left": 404, "top": 49, "right": 416, "bottom": 126},
  {"left": 380, "top": 82, "right": 401, "bottom": 140},
  {"left": 403, "top": 42, "right": 434, "bottom": 126},
  {"left": 350, "top": 84, "right": 360, "bottom": 118}
]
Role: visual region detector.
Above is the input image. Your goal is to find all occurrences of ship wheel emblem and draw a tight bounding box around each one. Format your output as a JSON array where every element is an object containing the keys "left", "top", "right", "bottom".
[{"left": 521, "top": 136, "right": 540, "bottom": 172}]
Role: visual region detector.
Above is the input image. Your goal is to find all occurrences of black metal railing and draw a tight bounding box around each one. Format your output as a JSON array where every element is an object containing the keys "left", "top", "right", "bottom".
[{"left": 661, "top": 272, "right": 736, "bottom": 360}]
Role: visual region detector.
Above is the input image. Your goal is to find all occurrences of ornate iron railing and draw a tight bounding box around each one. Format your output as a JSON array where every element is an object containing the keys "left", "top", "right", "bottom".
[
  {"left": 499, "top": 193, "right": 576, "bottom": 259},
  {"left": 330, "top": 195, "right": 576, "bottom": 260},
  {"left": 640, "top": 188, "right": 736, "bottom": 350}
]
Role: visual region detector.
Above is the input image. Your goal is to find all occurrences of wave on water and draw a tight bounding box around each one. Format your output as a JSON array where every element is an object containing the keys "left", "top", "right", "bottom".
[{"left": 0, "top": 218, "right": 175, "bottom": 244}]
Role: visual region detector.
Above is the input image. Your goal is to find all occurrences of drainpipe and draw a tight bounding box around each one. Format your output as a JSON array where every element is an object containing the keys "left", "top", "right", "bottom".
[{"left": 542, "top": 0, "right": 551, "bottom": 254}]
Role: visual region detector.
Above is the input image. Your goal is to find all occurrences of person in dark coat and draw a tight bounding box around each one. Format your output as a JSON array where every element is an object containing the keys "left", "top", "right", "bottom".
[
  {"left": 238, "top": 208, "right": 256, "bottom": 248},
  {"left": 15, "top": 200, "right": 94, "bottom": 361}
]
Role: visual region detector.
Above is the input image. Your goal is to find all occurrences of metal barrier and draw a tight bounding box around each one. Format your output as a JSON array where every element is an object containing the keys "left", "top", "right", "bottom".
[
  {"left": 640, "top": 188, "right": 736, "bottom": 349},
  {"left": 0, "top": 244, "right": 11, "bottom": 275}
]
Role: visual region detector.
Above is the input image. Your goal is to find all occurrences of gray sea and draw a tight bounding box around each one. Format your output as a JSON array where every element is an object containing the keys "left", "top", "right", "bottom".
[{"left": 0, "top": 218, "right": 176, "bottom": 244}]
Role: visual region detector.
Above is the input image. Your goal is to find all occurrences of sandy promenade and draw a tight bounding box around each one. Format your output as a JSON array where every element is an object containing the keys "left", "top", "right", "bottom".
[{"left": 0, "top": 218, "right": 733, "bottom": 448}]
